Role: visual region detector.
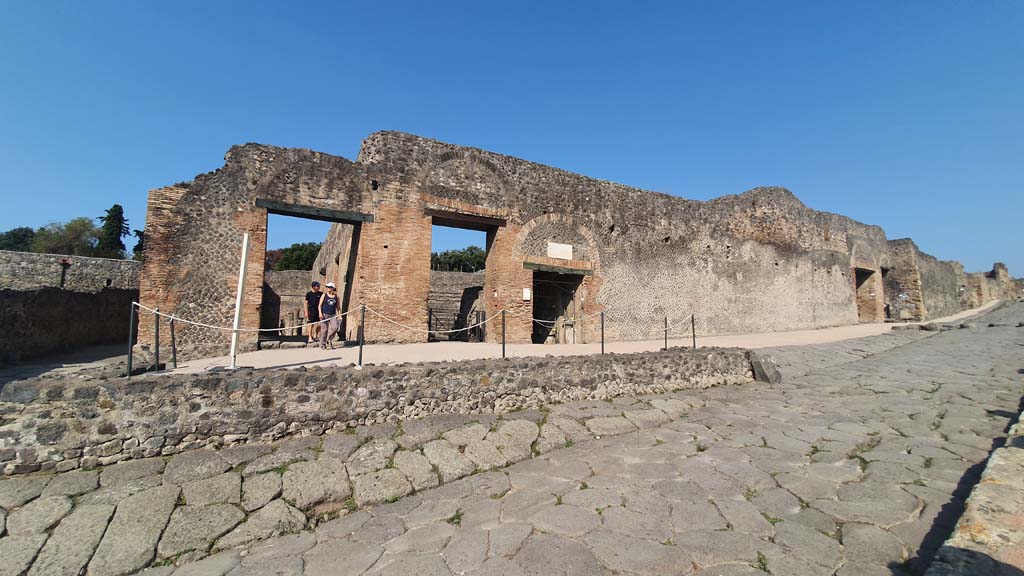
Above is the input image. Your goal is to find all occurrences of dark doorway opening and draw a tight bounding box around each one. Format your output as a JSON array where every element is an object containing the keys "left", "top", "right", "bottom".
[
  {"left": 532, "top": 271, "right": 584, "bottom": 344},
  {"left": 854, "top": 267, "right": 880, "bottom": 322},
  {"left": 428, "top": 219, "right": 493, "bottom": 342}
]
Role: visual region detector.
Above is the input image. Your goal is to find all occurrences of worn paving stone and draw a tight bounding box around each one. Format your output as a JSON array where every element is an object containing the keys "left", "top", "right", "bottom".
[
  {"left": 164, "top": 449, "right": 232, "bottom": 485},
  {"left": 602, "top": 505, "right": 673, "bottom": 541},
  {"left": 549, "top": 416, "right": 593, "bottom": 444},
  {"left": 40, "top": 469, "right": 97, "bottom": 497},
  {"left": 530, "top": 504, "right": 600, "bottom": 537},
  {"left": 671, "top": 501, "right": 729, "bottom": 533},
  {"left": 443, "top": 423, "right": 490, "bottom": 447},
  {"left": 27, "top": 504, "right": 114, "bottom": 576},
  {"left": 0, "top": 534, "right": 47, "bottom": 576},
  {"left": 78, "top": 474, "right": 163, "bottom": 506},
  {"left": 158, "top": 503, "right": 246, "bottom": 558},
  {"left": 214, "top": 500, "right": 306, "bottom": 551},
  {"left": 536, "top": 423, "right": 568, "bottom": 453},
  {"left": 281, "top": 457, "right": 350, "bottom": 511},
  {"left": 674, "top": 529, "right": 778, "bottom": 566},
  {"left": 391, "top": 450, "right": 438, "bottom": 491},
  {"left": 442, "top": 526, "right": 489, "bottom": 574},
  {"left": 464, "top": 438, "right": 509, "bottom": 471},
  {"left": 347, "top": 439, "right": 398, "bottom": 477},
  {"left": 183, "top": 471, "right": 242, "bottom": 506},
  {"left": 584, "top": 528, "right": 693, "bottom": 576},
  {"left": 623, "top": 408, "right": 672, "bottom": 430},
  {"left": 772, "top": 520, "right": 843, "bottom": 570},
  {"left": 242, "top": 472, "right": 282, "bottom": 512},
  {"left": 321, "top": 433, "right": 360, "bottom": 460},
  {"left": 353, "top": 469, "right": 413, "bottom": 507},
  {"left": 88, "top": 484, "right": 180, "bottom": 576},
  {"left": 219, "top": 443, "right": 274, "bottom": 467},
  {"left": 423, "top": 439, "right": 476, "bottom": 483},
  {"left": 99, "top": 457, "right": 165, "bottom": 487},
  {"left": 243, "top": 447, "right": 315, "bottom": 478},
  {"left": 367, "top": 552, "right": 453, "bottom": 576},
  {"left": 717, "top": 499, "right": 774, "bottom": 538},
  {"left": 6, "top": 495, "right": 72, "bottom": 534},
  {"left": 585, "top": 416, "right": 637, "bottom": 437},
  {"left": 0, "top": 475, "right": 49, "bottom": 509},
  {"left": 171, "top": 549, "right": 241, "bottom": 576},
  {"left": 513, "top": 532, "right": 609, "bottom": 576},
  {"left": 303, "top": 538, "right": 383, "bottom": 576}
]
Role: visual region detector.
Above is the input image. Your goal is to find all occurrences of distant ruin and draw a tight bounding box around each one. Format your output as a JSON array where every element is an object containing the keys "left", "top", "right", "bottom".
[{"left": 136, "top": 132, "right": 1016, "bottom": 359}]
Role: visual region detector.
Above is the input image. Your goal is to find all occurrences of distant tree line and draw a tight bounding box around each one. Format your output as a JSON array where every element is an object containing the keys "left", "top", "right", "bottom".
[
  {"left": 431, "top": 246, "right": 486, "bottom": 272},
  {"left": 0, "top": 204, "right": 144, "bottom": 260},
  {"left": 265, "top": 242, "right": 321, "bottom": 271}
]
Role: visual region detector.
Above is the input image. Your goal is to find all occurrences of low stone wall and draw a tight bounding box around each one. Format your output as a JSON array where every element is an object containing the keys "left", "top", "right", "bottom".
[
  {"left": 0, "top": 346, "right": 754, "bottom": 475},
  {"left": 0, "top": 287, "right": 137, "bottom": 363},
  {"left": 0, "top": 250, "right": 140, "bottom": 292},
  {"left": 926, "top": 410, "right": 1024, "bottom": 575}
]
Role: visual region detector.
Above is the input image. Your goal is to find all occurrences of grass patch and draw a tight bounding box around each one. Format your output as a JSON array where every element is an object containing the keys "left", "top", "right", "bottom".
[
  {"left": 761, "top": 512, "right": 784, "bottom": 526},
  {"left": 446, "top": 509, "right": 463, "bottom": 525},
  {"left": 760, "top": 436, "right": 769, "bottom": 448},
  {"left": 751, "top": 551, "right": 770, "bottom": 572},
  {"left": 744, "top": 487, "right": 759, "bottom": 501},
  {"left": 343, "top": 497, "right": 357, "bottom": 512},
  {"left": 660, "top": 538, "right": 675, "bottom": 546},
  {"left": 579, "top": 482, "right": 590, "bottom": 490},
  {"left": 695, "top": 442, "right": 707, "bottom": 453},
  {"left": 554, "top": 493, "right": 563, "bottom": 505},
  {"left": 923, "top": 457, "right": 934, "bottom": 469}
]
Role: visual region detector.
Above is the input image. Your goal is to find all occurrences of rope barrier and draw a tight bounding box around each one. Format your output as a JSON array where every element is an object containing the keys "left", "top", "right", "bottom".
[
  {"left": 133, "top": 302, "right": 354, "bottom": 333},
  {"left": 134, "top": 302, "right": 692, "bottom": 340}
]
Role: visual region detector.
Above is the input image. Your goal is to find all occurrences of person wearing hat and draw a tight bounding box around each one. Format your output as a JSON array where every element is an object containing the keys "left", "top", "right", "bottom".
[
  {"left": 305, "top": 281, "right": 322, "bottom": 344},
  {"left": 319, "top": 282, "right": 341, "bottom": 349}
]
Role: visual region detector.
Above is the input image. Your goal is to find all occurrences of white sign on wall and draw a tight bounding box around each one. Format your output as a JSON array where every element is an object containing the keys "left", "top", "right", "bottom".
[
  {"left": 547, "top": 242, "right": 573, "bottom": 260},
  {"left": 523, "top": 288, "right": 532, "bottom": 301}
]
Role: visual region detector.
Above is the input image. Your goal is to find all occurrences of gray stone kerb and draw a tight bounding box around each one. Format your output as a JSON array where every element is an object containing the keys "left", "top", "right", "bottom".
[{"left": 0, "top": 345, "right": 756, "bottom": 477}]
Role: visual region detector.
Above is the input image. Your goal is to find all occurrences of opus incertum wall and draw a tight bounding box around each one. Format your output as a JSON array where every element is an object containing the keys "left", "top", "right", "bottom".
[{"left": 138, "top": 131, "right": 995, "bottom": 359}]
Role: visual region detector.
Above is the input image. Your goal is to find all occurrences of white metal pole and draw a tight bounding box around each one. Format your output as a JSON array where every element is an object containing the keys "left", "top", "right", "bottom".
[{"left": 229, "top": 232, "right": 251, "bottom": 369}]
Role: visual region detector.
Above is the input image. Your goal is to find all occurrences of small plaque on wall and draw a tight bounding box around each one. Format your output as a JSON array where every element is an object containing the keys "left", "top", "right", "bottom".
[
  {"left": 547, "top": 242, "right": 573, "bottom": 260},
  {"left": 523, "top": 288, "right": 532, "bottom": 301}
]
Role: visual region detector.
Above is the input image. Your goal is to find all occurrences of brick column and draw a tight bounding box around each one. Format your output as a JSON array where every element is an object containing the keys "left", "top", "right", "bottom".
[{"left": 483, "top": 224, "right": 532, "bottom": 344}]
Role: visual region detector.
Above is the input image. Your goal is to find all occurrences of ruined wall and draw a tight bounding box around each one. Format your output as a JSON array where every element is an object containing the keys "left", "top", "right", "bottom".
[
  {"left": 0, "top": 288, "right": 135, "bottom": 363},
  {"left": 311, "top": 223, "right": 354, "bottom": 290},
  {"left": 0, "top": 251, "right": 141, "bottom": 363},
  {"left": 140, "top": 131, "right": 1008, "bottom": 358},
  {"left": 260, "top": 270, "right": 312, "bottom": 335},
  {"left": 0, "top": 250, "right": 140, "bottom": 292},
  {"left": 913, "top": 246, "right": 965, "bottom": 320},
  {"left": 0, "top": 346, "right": 753, "bottom": 474},
  {"left": 428, "top": 270, "right": 485, "bottom": 338}
]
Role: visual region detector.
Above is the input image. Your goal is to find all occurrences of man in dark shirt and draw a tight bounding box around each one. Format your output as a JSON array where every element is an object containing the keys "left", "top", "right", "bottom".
[{"left": 305, "top": 281, "right": 322, "bottom": 344}]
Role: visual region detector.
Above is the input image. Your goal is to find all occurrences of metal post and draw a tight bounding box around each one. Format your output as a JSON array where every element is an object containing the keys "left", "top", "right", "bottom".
[
  {"left": 428, "top": 308, "right": 433, "bottom": 334},
  {"left": 600, "top": 311, "right": 605, "bottom": 354},
  {"left": 229, "top": 232, "right": 251, "bottom": 370},
  {"left": 170, "top": 318, "right": 178, "bottom": 369},
  {"left": 691, "top": 314, "right": 696, "bottom": 349},
  {"left": 154, "top": 307, "right": 160, "bottom": 372},
  {"left": 501, "top": 309, "right": 506, "bottom": 359},
  {"left": 358, "top": 304, "right": 365, "bottom": 367},
  {"left": 664, "top": 316, "right": 668, "bottom": 351},
  {"left": 126, "top": 302, "right": 136, "bottom": 378}
]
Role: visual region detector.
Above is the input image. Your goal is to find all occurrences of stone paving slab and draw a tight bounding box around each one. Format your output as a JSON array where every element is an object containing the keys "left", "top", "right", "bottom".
[{"left": 0, "top": 304, "right": 1021, "bottom": 575}]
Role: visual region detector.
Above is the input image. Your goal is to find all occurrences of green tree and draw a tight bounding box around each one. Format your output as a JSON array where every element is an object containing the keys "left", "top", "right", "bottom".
[
  {"left": 96, "top": 204, "right": 130, "bottom": 258},
  {"left": 431, "top": 246, "right": 486, "bottom": 272},
  {"left": 272, "top": 242, "right": 322, "bottom": 271},
  {"left": 30, "top": 218, "right": 99, "bottom": 256},
  {"left": 0, "top": 227, "right": 36, "bottom": 252},
  {"left": 132, "top": 229, "right": 145, "bottom": 260}
]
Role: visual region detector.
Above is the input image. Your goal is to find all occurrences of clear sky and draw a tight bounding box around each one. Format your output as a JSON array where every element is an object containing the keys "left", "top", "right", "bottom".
[{"left": 1, "top": 1, "right": 1020, "bottom": 274}]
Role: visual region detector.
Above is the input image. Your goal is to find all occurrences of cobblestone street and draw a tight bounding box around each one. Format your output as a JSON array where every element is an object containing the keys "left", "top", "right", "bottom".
[{"left": 1, "top": 305, "right": 1021, "bottom": 576}]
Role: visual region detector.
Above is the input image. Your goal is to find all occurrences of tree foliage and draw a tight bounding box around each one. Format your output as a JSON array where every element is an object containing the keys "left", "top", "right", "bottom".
[
  {"left": 132, "top": 229, "right": 145, "bottom": 260},
  {"left": 0, "top": 227, "right": 36, "bottom": 252},
  {"left": 431, "top": 246, "right": 486, "bottom": 272},
  {"left": 29, "top": 218, "right": 100, "bottom": 256},
  {"left": 96, "top": 204, "right": 130, "bottom": 258},
  {"left": 271, "top": 242, "right": 322, "bottom": 271}
]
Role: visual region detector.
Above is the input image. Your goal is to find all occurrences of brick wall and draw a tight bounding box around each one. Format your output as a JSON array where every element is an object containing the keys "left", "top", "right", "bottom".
[{"left": 0, "top": 250, "right": 140, "bottom": 292}]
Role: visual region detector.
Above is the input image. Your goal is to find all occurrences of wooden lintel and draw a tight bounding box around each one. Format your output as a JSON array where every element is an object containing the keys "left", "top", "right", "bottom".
[
  {"left": 255, "top": 199, "right": 374, "bottom": 224},
  {"left": 523, "top": 261, "right": 594, "bottom": 276}
]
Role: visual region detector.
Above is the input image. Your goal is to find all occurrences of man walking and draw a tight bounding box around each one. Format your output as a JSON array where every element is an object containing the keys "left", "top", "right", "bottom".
[{"left": 305, "top": 281, "right": 322, "bottom": 344}]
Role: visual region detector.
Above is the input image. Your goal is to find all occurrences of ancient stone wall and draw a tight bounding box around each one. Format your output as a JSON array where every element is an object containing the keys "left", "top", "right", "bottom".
[
  {"left": 0, "top": 346, "right": 753, "bottom": 475},
  {"left": 0, "top": 250, "right": 140, "bottom": 292},
  {"left": 138, "top": 131, "right": 1009, "bottom": 358},
  {"left": 428, "top": 270, "right": 485, "bottom": 339},
  {"left": 260, "top": 270, "right": 312, "bottom": 335},
  {"left": 0, "top": 287, "right": 136, "bottom": 363},
  {"left": 914, "top": 248, "right": 965, "bottom": 320}
]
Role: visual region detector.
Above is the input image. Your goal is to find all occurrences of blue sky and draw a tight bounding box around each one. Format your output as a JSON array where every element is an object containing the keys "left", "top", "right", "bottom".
[{"left": 1, "top": 1, "right": 1020, "bottom": 274}]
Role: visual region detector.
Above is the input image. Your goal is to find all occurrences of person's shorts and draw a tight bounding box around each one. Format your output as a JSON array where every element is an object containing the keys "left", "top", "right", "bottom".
[{"left": 308, "top": 314, "right": 320, "bottom": 324}]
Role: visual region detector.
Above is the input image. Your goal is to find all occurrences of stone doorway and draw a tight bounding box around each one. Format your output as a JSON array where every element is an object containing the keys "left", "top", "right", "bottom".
[
  {"left": 532, "top": 271, "right": 584, "bottom": 344},
  {"left": 854, "top": 267, "right": 883, "bottom": 322}
]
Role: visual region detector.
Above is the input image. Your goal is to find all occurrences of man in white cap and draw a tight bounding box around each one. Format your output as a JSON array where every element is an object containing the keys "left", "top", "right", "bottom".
[{"left": 319, "top": 282, "right": 341, "bottom": 349}]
